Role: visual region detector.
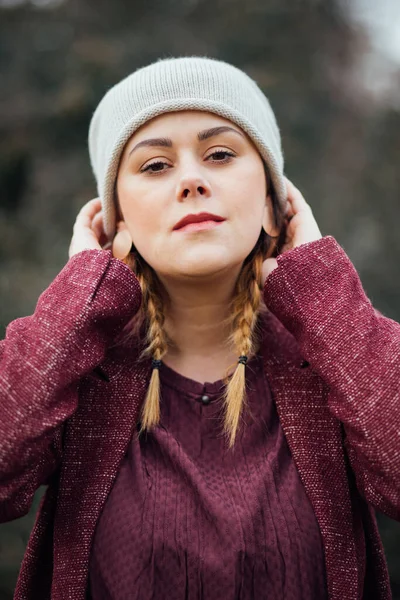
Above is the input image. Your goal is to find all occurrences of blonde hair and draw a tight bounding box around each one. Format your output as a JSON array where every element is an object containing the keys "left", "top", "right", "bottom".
[{"left": 117, "top": 172, "right": 285, "bottom": 449}]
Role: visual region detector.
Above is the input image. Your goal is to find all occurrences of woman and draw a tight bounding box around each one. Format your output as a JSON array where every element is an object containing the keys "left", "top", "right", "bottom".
[{"left": 0, "top": 56, "right": 398, "bottom": 600}]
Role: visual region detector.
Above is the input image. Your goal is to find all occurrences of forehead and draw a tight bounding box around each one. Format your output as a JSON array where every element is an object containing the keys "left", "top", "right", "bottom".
[{"left": 124, "top": 110, "right": 245, "bottom": 150}]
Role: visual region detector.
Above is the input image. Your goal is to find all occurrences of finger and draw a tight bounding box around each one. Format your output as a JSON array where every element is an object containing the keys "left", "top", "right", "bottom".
[
  {"left": 284, "top": 199, "right": 295, "bottom": 220},
  {"left": 91, "top": 211, "right": 105, "bottom": 241},
  {"left": 77, "top": 198, "right": 101, "bottom": 221},
  {"left": 284, "top": 178, "right": 312, "bottom": 214},
  {"left": 283, "top": 179, "right": 296, "bottom": 218},
  {"left": 75, "top": 198, "right": 102, "bottom": 228},
  {"left": 78, "top": 197, "right": 101, "bottom": 215}
]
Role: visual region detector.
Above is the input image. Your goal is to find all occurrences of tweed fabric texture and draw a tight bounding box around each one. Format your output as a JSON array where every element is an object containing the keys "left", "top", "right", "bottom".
[
  {"left": 0, "top": 236, "right": 398, "bottom": 599},
  {"left": 88, "top": 56, "right": 287, "bottom": 240}
]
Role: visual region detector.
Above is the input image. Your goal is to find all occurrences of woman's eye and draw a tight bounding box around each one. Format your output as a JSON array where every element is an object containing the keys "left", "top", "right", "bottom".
[
  {"left": 207, "top": 150, "right": 236, "bottom": 163},
  {"left": 140, "top": 150, "right": 236, "bottom": 175},
  {"left": 140, "top": 160, "right": 169, "bottom": 174}
]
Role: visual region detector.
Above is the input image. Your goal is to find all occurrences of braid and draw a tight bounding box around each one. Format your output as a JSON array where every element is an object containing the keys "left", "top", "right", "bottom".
[
  {"left": 220, "top": 172, "right": 284, "bottom": 449},
  {"left": 137, "top": 262, "right": 167, "bottom": 360},
  {"left": 139, "top": 275, "right": 168, "bottom": 433},
  {"left": 221, "top": 230, "right": 274, "bottom": 449},
  {"left": 121, "top": 252, "right": 169, "bottom": 436}
]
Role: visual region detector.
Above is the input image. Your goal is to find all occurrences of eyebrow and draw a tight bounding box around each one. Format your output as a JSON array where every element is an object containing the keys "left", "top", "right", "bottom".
[{"left": 127, "top": 126, "right": 245, "bottom": 157}]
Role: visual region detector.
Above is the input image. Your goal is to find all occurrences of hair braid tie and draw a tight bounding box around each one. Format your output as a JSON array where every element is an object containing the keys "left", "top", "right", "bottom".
[
  {"left": 238, "top": 355, "right": 248, "bottom": 365},
  {"left": 152, "top": 359, "right": 162, "bottom": 369}
]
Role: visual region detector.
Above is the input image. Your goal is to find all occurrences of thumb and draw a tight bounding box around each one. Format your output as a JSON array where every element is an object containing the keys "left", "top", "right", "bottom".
[{"left": 261, "top": 257, "right": 278, "bottom": 285}]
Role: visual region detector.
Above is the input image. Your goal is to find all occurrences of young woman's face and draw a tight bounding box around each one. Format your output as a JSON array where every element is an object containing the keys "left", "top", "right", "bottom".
[{"left": 116, "top": 110, "right": 276, "bottom": 280}]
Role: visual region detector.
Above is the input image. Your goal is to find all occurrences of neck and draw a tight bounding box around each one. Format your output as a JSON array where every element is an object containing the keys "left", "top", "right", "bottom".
[{"left": 158, "top": 267, "right": 241, "bottom": 363}]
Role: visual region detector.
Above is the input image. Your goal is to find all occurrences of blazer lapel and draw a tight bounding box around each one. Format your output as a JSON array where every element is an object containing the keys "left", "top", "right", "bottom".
[
  {"left": 54, "top": 347, "right": 152, "bottom": 599},
  {"left": 260, "top": 313, "right": 360, "bottom": 600}
]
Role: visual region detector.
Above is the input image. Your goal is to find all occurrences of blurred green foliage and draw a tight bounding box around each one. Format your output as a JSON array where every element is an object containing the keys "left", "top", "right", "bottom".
[{"left": 0, "top": 0, "right": 399, "bottom": 597}]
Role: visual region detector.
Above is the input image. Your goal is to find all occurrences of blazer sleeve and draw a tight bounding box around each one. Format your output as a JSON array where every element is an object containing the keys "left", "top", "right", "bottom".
[
  {"left": 263, "top": 235, "right": 400, "bottom": 521},
  {"left": 0, "top": 249, "right": 142, "bottom": 522}
]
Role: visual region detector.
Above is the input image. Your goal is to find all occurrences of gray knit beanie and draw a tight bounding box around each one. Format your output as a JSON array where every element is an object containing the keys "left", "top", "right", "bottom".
[{"left": 88, "top": 55, "right": 287, "bottom": 241}]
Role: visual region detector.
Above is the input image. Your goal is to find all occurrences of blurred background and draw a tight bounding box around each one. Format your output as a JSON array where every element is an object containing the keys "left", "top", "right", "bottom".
[{"left": 0, "top": 0, "right": 399, "bottom": 597}]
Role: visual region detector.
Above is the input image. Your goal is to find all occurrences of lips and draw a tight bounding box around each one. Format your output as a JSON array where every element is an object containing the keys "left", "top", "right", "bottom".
[{"left": 173, "top": 212, "right": 226, "bottom": 231}]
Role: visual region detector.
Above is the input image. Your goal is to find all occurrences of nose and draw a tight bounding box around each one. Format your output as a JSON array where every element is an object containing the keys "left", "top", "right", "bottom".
[{"left": 176, "top": 174, "right": 212, "bottom": 201}]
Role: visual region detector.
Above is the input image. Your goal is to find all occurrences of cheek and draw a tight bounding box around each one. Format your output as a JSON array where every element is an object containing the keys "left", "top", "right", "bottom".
[
  {"left": 118, "top": 180, "right": 162, "bottom": 243},
  {"left": 228, "top": 160, "right": 266, "bottom": 208},
  {"left": 229, "top": 180, "right": 265, "bottom": 226},
  {"left": 128, "top": 207, "right": 162, "bottom": 259}
]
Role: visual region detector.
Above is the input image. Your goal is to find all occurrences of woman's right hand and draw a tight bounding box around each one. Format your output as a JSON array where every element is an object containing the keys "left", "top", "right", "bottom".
[{"left": 68, "top": 198, "right": 109, "bottom": 259}]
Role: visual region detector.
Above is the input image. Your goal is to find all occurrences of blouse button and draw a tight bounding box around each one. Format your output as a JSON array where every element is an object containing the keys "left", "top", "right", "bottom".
[{"left": 201, "top": 394, "right": 211, "bottom": 405}]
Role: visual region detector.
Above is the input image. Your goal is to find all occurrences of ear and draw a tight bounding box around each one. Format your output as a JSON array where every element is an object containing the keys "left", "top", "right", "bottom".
[
  {"left": 114, "top": 197, "right": 129, "bottom": 239},
  {"left": 114, "top": 187, "right": 124, "bottom": 223},
  {"left": 116, "top": 220, "right": 129, "bottom": 233},
  {"left": 262, "top": 194, "right": 280, "bottom": 237}
]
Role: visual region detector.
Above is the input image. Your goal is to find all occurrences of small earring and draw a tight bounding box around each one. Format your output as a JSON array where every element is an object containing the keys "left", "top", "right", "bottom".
[{"left": 112, "top": 229, "right": 133, "bottom": 260}]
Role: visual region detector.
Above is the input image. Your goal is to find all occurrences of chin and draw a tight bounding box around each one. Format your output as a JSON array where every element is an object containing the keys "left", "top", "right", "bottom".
[{"left": 160, "top": 255, "right": 243, "bottom": 280}]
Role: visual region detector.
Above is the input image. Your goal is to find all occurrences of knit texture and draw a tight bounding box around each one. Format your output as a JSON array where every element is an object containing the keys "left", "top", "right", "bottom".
[
  {"left": 0, "top": 237, "right": 397, "bottom": 599},
  {"left": 88, "top": 56, "right": 287, "bottom": 240}
]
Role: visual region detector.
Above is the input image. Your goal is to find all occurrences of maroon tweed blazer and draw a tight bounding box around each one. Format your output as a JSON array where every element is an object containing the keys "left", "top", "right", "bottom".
[{"left": 0, "top": 236, "right": 399, "bottom": 600}]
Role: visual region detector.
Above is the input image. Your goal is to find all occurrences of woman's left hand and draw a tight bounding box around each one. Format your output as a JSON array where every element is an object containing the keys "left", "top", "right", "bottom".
[{"left": 262, "top": 177, "right": 323, "bottom": 283}]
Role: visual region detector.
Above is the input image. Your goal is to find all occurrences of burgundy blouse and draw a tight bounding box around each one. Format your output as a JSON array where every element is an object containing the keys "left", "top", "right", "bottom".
[{"left": 88, "top": 351, "right": 328, "bottom": 599}]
